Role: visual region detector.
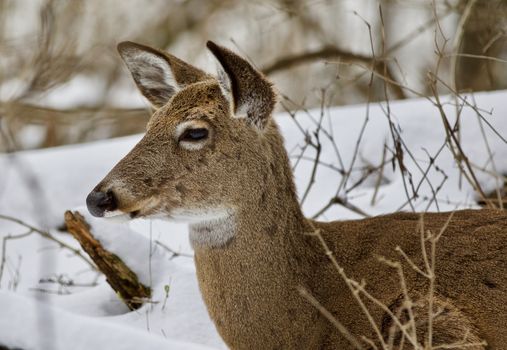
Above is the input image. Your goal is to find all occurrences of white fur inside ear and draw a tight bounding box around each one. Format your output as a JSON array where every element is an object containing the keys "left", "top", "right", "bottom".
[
  {"left": 209, "top": 54, "right": 234, "bottom": 108},
  {"left": 216, "top": 63, "right": 231, "bottom": 97},
  {"left": 210, "top": 55, "right": 252, "bottom": 122},
  {"left": 123, "top": 50, "right": 181, "bottom": 102}
]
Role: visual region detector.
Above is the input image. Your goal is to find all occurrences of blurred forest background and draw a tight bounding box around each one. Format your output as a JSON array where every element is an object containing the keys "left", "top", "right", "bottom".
[{"left": 0, "top": 0, "right": 506, "bottom": 152}]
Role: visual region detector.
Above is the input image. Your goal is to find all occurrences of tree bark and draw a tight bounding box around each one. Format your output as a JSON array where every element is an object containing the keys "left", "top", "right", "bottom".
[{"left": 64, "top": 210, "right": 151, "bottom": 310}]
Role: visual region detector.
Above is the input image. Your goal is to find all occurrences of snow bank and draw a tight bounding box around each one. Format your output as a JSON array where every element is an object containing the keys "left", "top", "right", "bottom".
[{"left": 0, "top": 291, "right": 211, "bottom": 350}]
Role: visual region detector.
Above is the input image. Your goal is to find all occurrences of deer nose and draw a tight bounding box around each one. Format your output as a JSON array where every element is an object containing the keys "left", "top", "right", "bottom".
[{"left": 86, "top": 190, "right": 118, "bottom": 217}]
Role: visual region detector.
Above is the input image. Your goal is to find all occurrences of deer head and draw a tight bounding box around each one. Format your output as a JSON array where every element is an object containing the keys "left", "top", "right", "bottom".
[{"left": 86, "top": 41, "right": 280, "bottom": 228}]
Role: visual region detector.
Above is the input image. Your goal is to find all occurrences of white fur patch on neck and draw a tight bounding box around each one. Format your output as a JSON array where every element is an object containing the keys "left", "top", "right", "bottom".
[
  {"left": 189, "top": 214, "right": 236, "bottom": 249},
  {"left": 171, "top": 207, "right": 235, "bottom": 248}
]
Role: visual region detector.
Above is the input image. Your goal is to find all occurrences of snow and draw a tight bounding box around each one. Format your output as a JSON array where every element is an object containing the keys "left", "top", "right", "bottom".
[
  {"left": 0, "top": 90, "right": 506, "bottom": 349},
  {"left": 0, "top": 291, "right": 212, "bottom": 350}
]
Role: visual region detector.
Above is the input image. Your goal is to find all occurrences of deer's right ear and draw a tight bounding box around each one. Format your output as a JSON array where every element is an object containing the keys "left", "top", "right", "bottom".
[
  {"left": 206, "top": 41, "right": 276, "bottom": 130},
  {"left": 117, "top": 41, "right": 209, "bottom": 109}
]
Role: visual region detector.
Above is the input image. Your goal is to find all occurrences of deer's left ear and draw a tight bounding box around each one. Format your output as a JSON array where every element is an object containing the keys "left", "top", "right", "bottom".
[{"left": 206, "top": 41, "right": 276, "bottom": 130}]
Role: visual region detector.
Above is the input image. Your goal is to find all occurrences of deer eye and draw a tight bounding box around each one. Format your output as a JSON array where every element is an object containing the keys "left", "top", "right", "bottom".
[{"left": 179, "top": 128, "right": 209, "bottom": 142}]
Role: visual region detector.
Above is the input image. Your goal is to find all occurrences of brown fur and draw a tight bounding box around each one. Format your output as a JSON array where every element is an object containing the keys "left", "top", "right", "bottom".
[{"left": 89, "top": 41, "right": 507, "bottom": 349}]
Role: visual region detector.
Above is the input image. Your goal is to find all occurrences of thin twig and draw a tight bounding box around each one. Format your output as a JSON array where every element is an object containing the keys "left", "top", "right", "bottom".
[
  {"left": 154, "top": 240, "right": 193, "bottom": 259},
  {"left": 0, "top": 214, "right": 96, "bottom": 270},
  {"left": 298, "top": 287, "right": 365, "bottom": 350}
]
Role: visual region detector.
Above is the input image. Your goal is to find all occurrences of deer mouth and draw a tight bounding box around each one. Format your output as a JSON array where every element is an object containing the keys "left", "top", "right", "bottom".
[{"left": 105, "top": 196, "right": 163, "bottom": 220}]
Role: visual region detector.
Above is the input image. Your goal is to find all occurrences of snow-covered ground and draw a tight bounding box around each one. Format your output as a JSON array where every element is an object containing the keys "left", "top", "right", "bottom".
[{"left": 0, "top": 90, "right": 506, "bottom": 349}]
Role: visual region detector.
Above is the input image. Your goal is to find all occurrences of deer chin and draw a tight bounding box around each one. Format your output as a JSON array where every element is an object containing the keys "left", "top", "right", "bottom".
[{"left": 102, "top": 209, "right": 132, "bottom": 223}]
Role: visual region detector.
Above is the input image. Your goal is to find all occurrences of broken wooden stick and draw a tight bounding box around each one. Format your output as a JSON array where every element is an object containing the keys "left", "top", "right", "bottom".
[{"left": 64, "top": 210, "right": 151, "bottom": 310}]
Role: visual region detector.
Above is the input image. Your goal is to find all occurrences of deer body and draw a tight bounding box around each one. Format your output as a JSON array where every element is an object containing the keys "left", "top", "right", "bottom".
[
  {"left": 195, "top": 209, "right": 506, "bottom": 349},
  {"left": 87, "top": 41, "right": 507, "bottom": 349}
]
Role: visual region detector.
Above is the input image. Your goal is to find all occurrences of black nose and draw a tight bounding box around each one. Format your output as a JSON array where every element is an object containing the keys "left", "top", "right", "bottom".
[{"left": 86, "top": 190, "right": 117, "bottom": 217}]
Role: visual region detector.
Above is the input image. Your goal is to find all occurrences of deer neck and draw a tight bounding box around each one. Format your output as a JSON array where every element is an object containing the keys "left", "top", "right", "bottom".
[
  {"left": 189, "top": 150, "right": 324, "bottom": 348},
  {"left": 189, "top": 135, "right": 308, "bottom": 252},
  {"left": 189, "top": 182, "right": 308, "bottom": 252}
]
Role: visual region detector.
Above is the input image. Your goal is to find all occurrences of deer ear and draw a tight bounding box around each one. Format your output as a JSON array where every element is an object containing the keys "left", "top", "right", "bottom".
[
  {"left": 206, "top": 41, "right": 276, "bottom": 130},
  {"left": 118, "top": 41, "right": 209, "bottom": 109}
]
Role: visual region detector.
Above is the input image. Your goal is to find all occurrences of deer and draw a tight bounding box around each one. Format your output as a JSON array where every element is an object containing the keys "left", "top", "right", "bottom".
[{"left": 86, "top": 41, "right": 507, "bottom": 350}]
